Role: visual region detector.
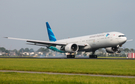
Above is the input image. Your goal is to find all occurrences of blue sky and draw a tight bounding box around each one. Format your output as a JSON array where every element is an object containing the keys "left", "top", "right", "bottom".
[{"left": 0, "top": 0, "right": 135, "bottom": 50}]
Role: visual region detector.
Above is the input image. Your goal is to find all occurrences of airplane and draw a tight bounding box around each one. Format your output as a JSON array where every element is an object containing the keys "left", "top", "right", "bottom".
[{"left": 5, "top": 22, "right": 127, "bottom": 58}]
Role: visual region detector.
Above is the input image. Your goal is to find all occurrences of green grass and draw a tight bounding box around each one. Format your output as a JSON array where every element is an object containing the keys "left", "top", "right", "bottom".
[
  {"left": 0, "top": 58, "right": 135, "bottom": 76},
  {"left": 98, "top": 56, "right": 126, "bottom": 58},
  {"left": 0, "top": 72, "right": 135, "bottom": 84}
]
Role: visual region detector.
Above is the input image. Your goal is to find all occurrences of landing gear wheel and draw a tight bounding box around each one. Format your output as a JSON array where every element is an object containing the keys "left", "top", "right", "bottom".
[
  {"left": 89, "top": 55, "right": 97, "bottom": 58},
  {"left": 67, "top": 55, "right": 75, "bottom": 58}
]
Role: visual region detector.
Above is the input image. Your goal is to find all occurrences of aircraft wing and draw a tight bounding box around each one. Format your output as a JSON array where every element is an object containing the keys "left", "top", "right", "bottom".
[{"left": 4, "top": 37, "right": 86, "bottom": 47}]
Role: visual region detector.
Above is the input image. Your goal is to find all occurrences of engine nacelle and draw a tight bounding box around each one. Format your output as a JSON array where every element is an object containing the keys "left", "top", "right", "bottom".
[
  {"left": 56, "top": 43, "right": 79, "bottom": 52},
  {"left": 65, "top": 43, "right": 79, "bottom": 52},
  {"left": 106, "top": 47, "right": 118, "bottom": 53}
]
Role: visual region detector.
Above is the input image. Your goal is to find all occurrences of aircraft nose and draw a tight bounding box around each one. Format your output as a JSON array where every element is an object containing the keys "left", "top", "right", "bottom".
[
  {"left": 125, "top": 37, "right": 127, "bottom": 42},
  {"left": 122, "top": 37, "right": 127, "bottom": 43}
]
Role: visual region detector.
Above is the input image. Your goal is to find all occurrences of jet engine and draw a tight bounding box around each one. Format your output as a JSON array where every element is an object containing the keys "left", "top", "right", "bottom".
[
  {"left": 65, "top": 43, "right": 79, "bottom": 52},
  {"left": 56, "top": 43, "right": 79, "bottom": 52},
  {"left": 106, "top": 47, "right": 119, "bottom": 53}
]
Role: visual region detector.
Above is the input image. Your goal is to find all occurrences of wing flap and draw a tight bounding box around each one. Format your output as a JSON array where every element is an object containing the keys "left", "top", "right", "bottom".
[{"left": 27, "top": 40, "right": 66, "bottom": 46}]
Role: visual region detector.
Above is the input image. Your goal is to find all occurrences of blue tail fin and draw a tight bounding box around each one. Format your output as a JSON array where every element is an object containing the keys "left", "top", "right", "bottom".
[{"left": 46, "top": 22, "right": 57, "bottom": 41}]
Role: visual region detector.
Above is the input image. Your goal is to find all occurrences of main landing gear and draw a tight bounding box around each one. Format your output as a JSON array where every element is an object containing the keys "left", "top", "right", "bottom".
[
  {"left": 89, "top": 50, "right": 97, "bottom": 58},
  {"left": 67, "top": 55, "right": 75, "bottom": 58},
  {"left": 89, "top": 55, "right": 97, "bottom": 58},
  {"left": 66, "top": 53, "right": 75, "bottom": 58},
  {"left": 66, "top": 51, "right": 98, "bottom": 58}
]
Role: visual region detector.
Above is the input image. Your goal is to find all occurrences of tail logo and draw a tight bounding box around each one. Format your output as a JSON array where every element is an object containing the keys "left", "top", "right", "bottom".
[
  {"left": 46, "top": 22, "right": 57, "bottom": 41},
  {"left": 106, "top": 33, "right": 110, "bottom": 37}
]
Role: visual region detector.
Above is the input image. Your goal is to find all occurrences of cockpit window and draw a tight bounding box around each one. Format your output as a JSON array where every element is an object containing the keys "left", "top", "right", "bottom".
[{"left": 118, "top": 35, "right": 126, "bottom": 37}]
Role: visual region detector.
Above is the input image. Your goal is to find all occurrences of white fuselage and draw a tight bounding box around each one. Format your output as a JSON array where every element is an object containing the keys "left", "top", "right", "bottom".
[
  {"left": 5, "top": 31, "right": 127, "bottom": 54},
  {"left": 56, "top": 32, "right": 127, "bottom": 51}
]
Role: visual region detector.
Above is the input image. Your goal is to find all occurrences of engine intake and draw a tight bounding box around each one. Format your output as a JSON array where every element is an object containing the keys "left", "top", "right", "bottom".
[{"left": 65, "top": 43, "right": 79, "bottom": 52}]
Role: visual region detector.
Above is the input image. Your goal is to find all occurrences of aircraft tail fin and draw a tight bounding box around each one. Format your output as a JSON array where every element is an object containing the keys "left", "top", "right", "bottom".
[{"left": 46, "top": 22, "right": 57, "bottom": 42}]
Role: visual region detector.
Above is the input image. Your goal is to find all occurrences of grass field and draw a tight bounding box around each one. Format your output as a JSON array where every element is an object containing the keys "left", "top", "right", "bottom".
[
  {"left": 0, "top": 58, "right": 135, "bottom": 76},
  {"left": 0, "top": 72, "right": 135, "bottom": 84},
  {"left": 98, "top": 56, "right": 126, "bottom": 58}
]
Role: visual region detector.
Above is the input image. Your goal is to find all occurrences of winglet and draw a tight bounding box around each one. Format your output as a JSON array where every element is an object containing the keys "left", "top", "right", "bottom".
[
  {"left": 46, "top": 22, "right": 57, "bottom": 42},
  {"left": 4, "top": 37, "right": 8, "bottom": 38},
  {"left": 127, "top": 39, "right": 133, "bottom": 42}
]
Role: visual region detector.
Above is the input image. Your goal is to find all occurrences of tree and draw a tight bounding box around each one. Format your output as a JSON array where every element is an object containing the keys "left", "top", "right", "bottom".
[
  {"left": 130, "top": 48, "right": 134, "bottom": 53},
  {"left": 0, "top": 47, "right": 6, "bottom": 52},
  {"left": 13, "top": 49, "right": 17, "bottom": 52},
  {"left": 5, "top": 50, "right": 9, "bottom": 53},
  {"left": 37, "top": 47, "right": 49, "bottom": 53},
  {"left": 0, "top": 47, "right": 9, "bottom": 53},
  {"left": 19, "top": 48, "right": 24, "bottom": 53},
  {"left": 123, "top": 48, "right": 129, "bottom": 53},
  {"left": 24, "top": 48, "right": 30, "bottom": 52},
  {"left": 0, "top": 47, "right": 9, "bottom": 56},
  {"left": 29, "top": 48, "right": 34, "bottom": 52},
  {"left": 13, "top": 49, "right": 19, "bottom": 55}
]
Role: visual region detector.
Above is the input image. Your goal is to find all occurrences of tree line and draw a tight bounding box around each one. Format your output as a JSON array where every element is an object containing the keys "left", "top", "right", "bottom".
[
  {"left": 0, "top": 47, "right": 135, "bottom": 53},
  {"left": 0, "top": 47, "right": 135, "bottom": 56},
  {"left": 0, "top": 47, "right": 49, "bottom": 56}
]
